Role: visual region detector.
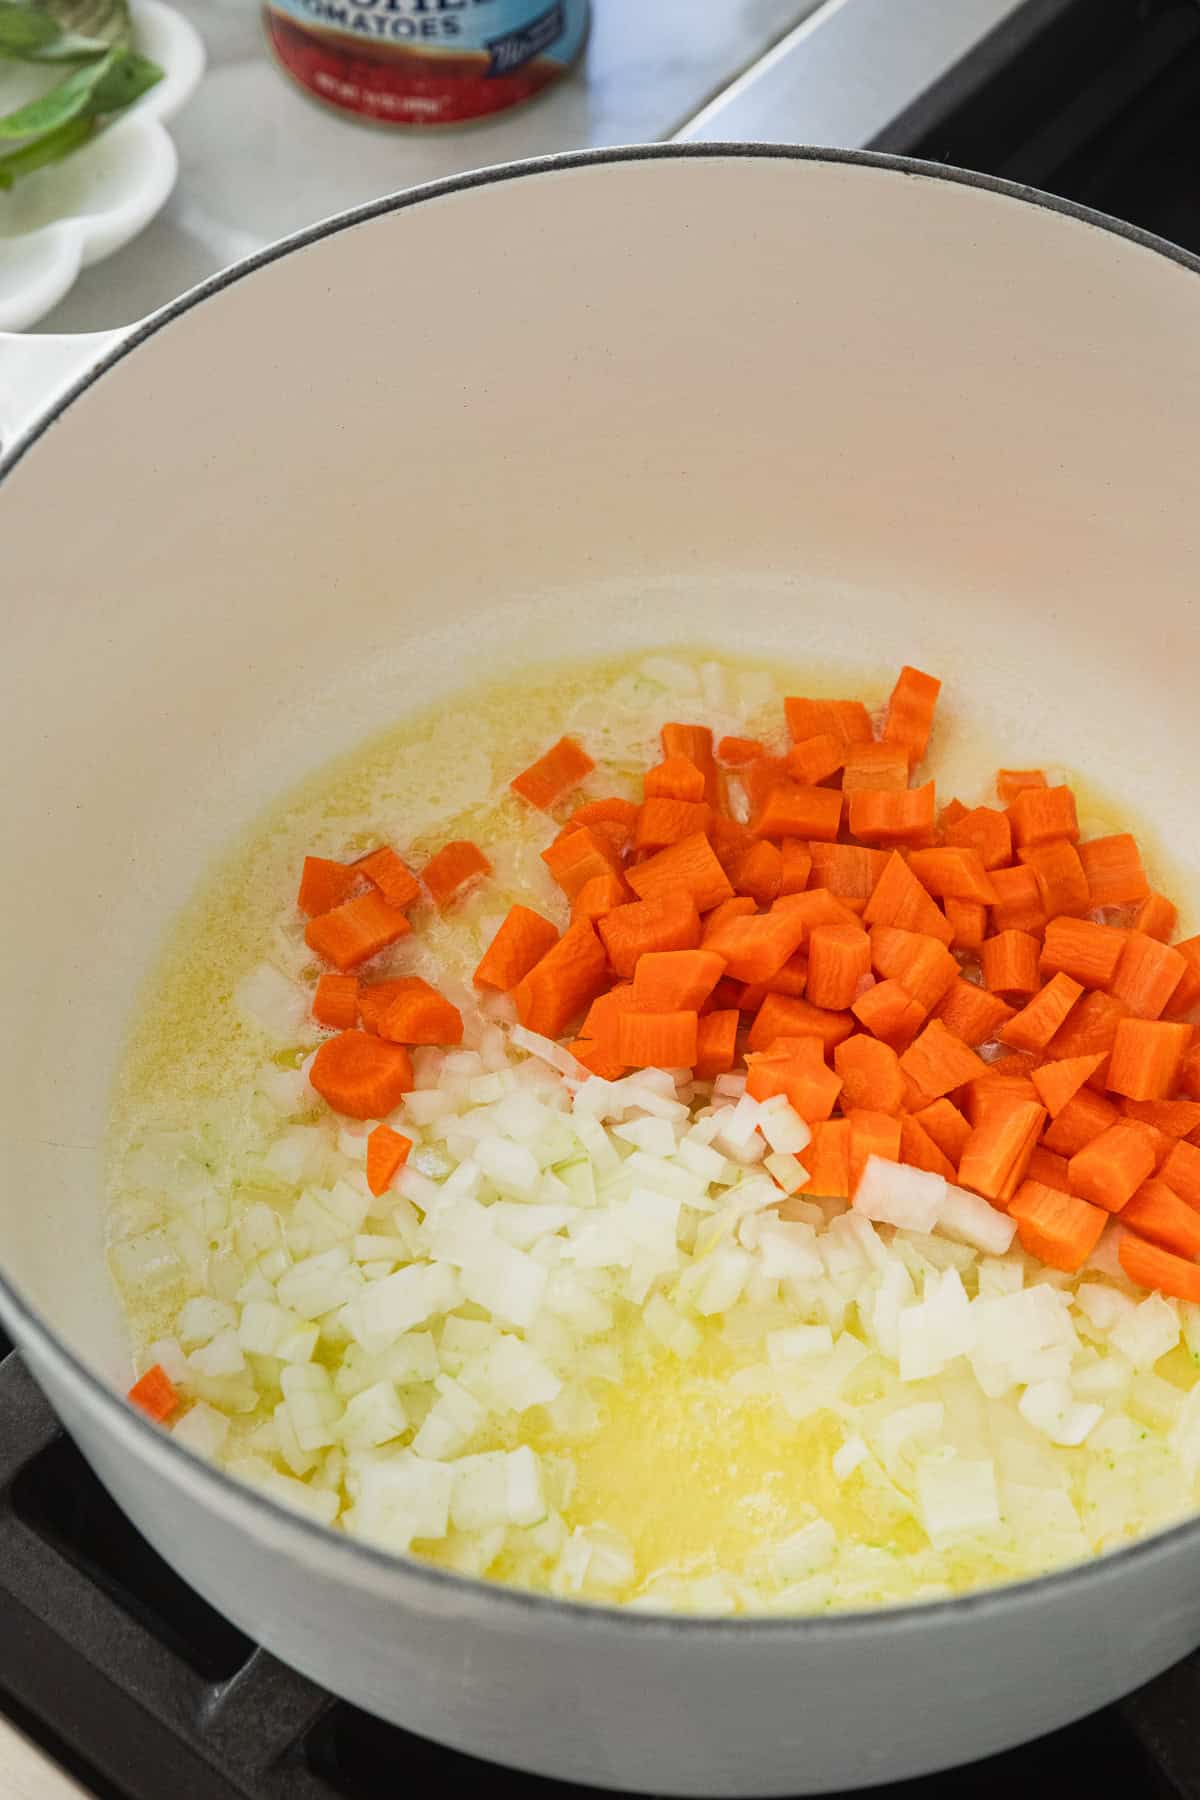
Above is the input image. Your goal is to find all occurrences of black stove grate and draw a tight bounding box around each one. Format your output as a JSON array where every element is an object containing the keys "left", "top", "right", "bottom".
[{"left": 0, "top": 1333, "right": 1194, "bottom": 1800}]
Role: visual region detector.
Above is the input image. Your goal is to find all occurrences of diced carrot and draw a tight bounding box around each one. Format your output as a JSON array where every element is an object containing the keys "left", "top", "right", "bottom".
[
  {"left": 511, "top": 736, "right": 595, "bottom": 810},
  {"left": 1158, "top": 1139, "right": 1200, "bottom": 1208},
  {"left": 626, "top": 832, "right": 734, "bottom": 914},
  {"left": 702, "top": 896, "right": 757, "bottom": 944},
  {"left": 847, "top": 1109, "right": 903, "bottom": 1194},
  {"left": 957, "top": 1099, "right": 1045, "bottom": 1205},
  {"left": 841, "top": 742, "right": 910, "bottom": 793},
  {"left": 881, "top": 665, "right": 941, "bottom": 763},
  {"left": 355, "top": 847, "right": 421, "bottom": 912},
  {"left": 1167, "top": 938, "right": 1200, "bottom": 1018},
  {"left": 996, "top": 769, "right": 1047, "bottom": 805},
  {"left": 1039, "top": 916, "right": 1127, "bottom": 988},
  {"left": 784, "top": 697, "right": 873, "bottom": 749},
  {"left": 900, "top": 1114, "right": 958, "bottom": 1180},
  {"left": 1108, "top": 931, "right": 1186, "bottom": 1021},
  {"left": 1179, "top": 1043, "right": 1200, "bottom": 1101},
  {"left": 568, "top": 796, "right": 640, "bottom": 833},
  {"left": 941, "top": 799, "right": 968, "bottom": 828},
  {"left": 572, "top": 871, "right": 633, "bottom": 925},
  {"left": 808, "top": 843, "right": 889, "bottom": 900},
  {"left": 806, "top": 924, "right": 871, "bottom": 1011},
  {"left": 543, "top": 826, "right": 619, "bottom": 898},
  {"left": 1135, "top": 893, "right": 1179, "bottom": 943},
  {"left": 310, "top": 1030, "right": 414, "bottom": 1119},
  {"left": 981, "top": 930, "right": 1042, "bottom": 999},
  {"left": 717, "top": 736, "right": 766, "bottom": 767},
  {"left": 914, "top": 1098, "right": 972, "bottom": 1163},
  {"left": 835, "top": 1035, "right": 905, "bottom": 1115},
  {"left": 852, "top": 979, "right": 927, "bottom": 1051},
  {"left": 1107, "top": 1018, "right": 1193, "bottom": 1102},
  {"left": 695, "top": 1009, "right": 739, "bottom": 1081},
  {"left": 379, "top": 979, "right": 464, "bottom": 1047},
  {"left": 633, "top": 798, "right": 712, "bottom": 852},
  {"left": 779, "top": 840, "right": 814, "bottom": 897},
  {"left": 785, "top": 734, "right": 844, "bottom": 787},
  {"left": 1031, "top": 1053, "right": 1107, "bottom": 1118},
  {"left": 513, "top": 920, "right": 609, "bottom": 1039},
  {"left": 707, "top": 814, "right": 754, "bottom": 876},
  {"left": 474, "top": 905, "right": 560, "bottom": 991},
  {"left": 747, "top": 993, "right": 855, "bottom": 1055},
  {"left": 999, "top": 973, "right": 1083, "bottom": 1054},
  {"left": 1018, "top": 839, "right": 1090, "bottom": 919},
  {"left": 753, "top": 783, "right": 843, "bottom": 843},
  {"left": 1121, "top": 1180, "right": 1200, "bottom": 1259},
  {"left": 644, "top": 755, "right": 706, "bottom": 803},
  {"left": 964, "top": 1069, "right": 1041, "bottom": 1128},
  {"left": 870, "top": 927, "right": 959, "bottom": 1011},
  {"left": 773, "top": 888, "right": 863, "bottom": 938},
  {"left": 1119, "top": 1233, "right": 1200, "bottom": 1303},
  {"left": 944, "top": 805, "right": 1012, "bottom": 871},
  {"left": 907, "top": 848, "right": 997, "bottom": 907},
  {"left": 661, "top": 724, "right": 720, "bottom": 808},
  {"left": 297, "top": 855, "right": 359, "bottom": 919},
  {"left": 631, "top": 949, "right": 726, "bottom": 1013},
  {"left": 357, "top": 979, "right": 418, "bottom": 1035},
  {"left": 1068, "top": 1120, "right": 1157, "bottom": 1213},
  {"left": 933, "top": 978, "right": 1014, "bottom": 1046},
  {"left": 600, "top": 892, "right": 701, "bottom": 977},
  {"left": 617, "top": 1009, "right": 699, "bottom": 1070},
  {"left": 899, "top": 1019, "right": 987, "bottom": 1100},
  {"left": 1047, "top": 988, "right": 1128, "bottom": 1068},
  {"left": 702, "top": 909, "right": 809, "bottom": 984},
  {"left": 305, "top": 891, "right": 411, "bottom": 972},
  {"left": 1041, "top": 1088, "right": 1119, "bottom": 1157},
  {"left": 1008, "top": 785, "right": 1080, "bottom": 849},
  {"left": 1077, "top": 834, "right": 1150, "bottom": 908},
  {"left": 423, "top": 841, "right": 492, "bottom": 909},
  {"left": 1027, "top": 1146, "right": 1072, "bottom": 1193},
  {"left": 1122, "top": 1098, "right": 1200, "bottom": 1139},
  {"left": 572, "top": 987, "right": 639, "bottom": 1080},
  {"left": 750, "top": 951, "right": 810, "bottom": 1001},
  {"left": 313, "top": 973, "right": 359, "bottom": 1032},
  {"left": 863, "top": 852, "right": 953, "bottom": 946},
  {"left": 1009, "top": 1181, "right": 1106, "bottom": 1271},
  {"left": 988, "top": 865, "right": 1047, "bottom": 935},
  {"left": 847, "top": 783, "right": 936, "bottom": 847},
  {"left": 797, "top": 1118, "right": 851, "bottom": 1199},
  {"left": 739, "top": 758, "right": 790, "bottom": 818},
  {"left": 127, "top": 1365, "right": 179, "bottom": 1422},
  {"left": 747, "top": 1037, "right": 843, "bottom": 1123},
  {"left": 729, "top": 839, "right": 783, "bottom": 904},
  {"left": 366, "top": 1123, "right": 412, "bottom": 1197}
]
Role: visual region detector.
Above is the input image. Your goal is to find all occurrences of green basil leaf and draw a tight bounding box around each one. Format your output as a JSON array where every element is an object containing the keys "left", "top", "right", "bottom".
[
  {"left": 0, "top": 2, "right": 61, "bottom": 55},
  {"left": 0, "top": 0, "right": 128, "bottom": 64},
  {"left": 0, "top": 111, "right": 91, "bottom": 185},
  {"left": 0, "top": 43, "right": 116, "bottom": 134},
  {"left": 0, "top": 41, "right": 157, "bottom": 136},
  {"left": 86, "top": 43, "right": 159, "bottom": 110}
]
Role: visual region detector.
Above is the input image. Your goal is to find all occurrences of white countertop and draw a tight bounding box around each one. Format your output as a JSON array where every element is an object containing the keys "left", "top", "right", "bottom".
[{"left": 34, "top": 0, "right": 822, "bottom": 333}]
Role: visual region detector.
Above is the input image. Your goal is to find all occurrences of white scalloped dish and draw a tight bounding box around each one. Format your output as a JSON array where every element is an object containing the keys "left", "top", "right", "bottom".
[{"left": 0, "top": 0, "right": 204, "bottom": 330}]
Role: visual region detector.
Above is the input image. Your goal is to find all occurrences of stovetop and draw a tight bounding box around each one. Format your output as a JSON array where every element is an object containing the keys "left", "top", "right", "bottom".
[
  {"left": 2, "top": 1311, "right": 1199, "bottom": 1800},
  {"left": 7, "top": 1, "right": 1200, "bottom": 1793}
]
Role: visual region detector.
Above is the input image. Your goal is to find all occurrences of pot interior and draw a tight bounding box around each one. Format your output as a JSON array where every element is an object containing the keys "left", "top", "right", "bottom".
[{"left": 1, "top": 149, "right": 1198, "bottom": 1386}]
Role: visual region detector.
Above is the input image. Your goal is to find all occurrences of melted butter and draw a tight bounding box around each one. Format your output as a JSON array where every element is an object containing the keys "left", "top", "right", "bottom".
[{"left": 106, "top": 647, "right": 1200, "bottom": 1610}]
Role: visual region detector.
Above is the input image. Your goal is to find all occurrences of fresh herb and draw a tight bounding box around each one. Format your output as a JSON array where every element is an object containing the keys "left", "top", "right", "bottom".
[{"left": 0, "top": 0, "right": 160, "bottom": 189}]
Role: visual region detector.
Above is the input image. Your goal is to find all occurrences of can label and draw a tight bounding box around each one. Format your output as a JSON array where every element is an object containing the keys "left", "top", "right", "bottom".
[{"left": 264, "top": 0, "right": 589, "bottom": 125}]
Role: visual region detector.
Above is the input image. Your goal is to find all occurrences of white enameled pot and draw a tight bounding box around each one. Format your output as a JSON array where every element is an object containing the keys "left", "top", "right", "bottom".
[{"left": 2, "top": 147, "right": 1200, "bottom": 1795}]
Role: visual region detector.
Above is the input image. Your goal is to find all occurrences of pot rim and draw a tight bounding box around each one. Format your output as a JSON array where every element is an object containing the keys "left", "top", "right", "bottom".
[{"left": 4, "top": 140, "right": 1200, "bottom": 1638}]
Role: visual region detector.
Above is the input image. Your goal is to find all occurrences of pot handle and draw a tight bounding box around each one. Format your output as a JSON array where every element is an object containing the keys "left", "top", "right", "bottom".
[{"left": 0, "top": 327, "right": 132, "bottom": 460}]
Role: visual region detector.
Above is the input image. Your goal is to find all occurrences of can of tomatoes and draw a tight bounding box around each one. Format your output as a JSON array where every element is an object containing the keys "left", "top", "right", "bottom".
[{"left": 263, "top": 0, "right": 590, "bottom": 128}]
